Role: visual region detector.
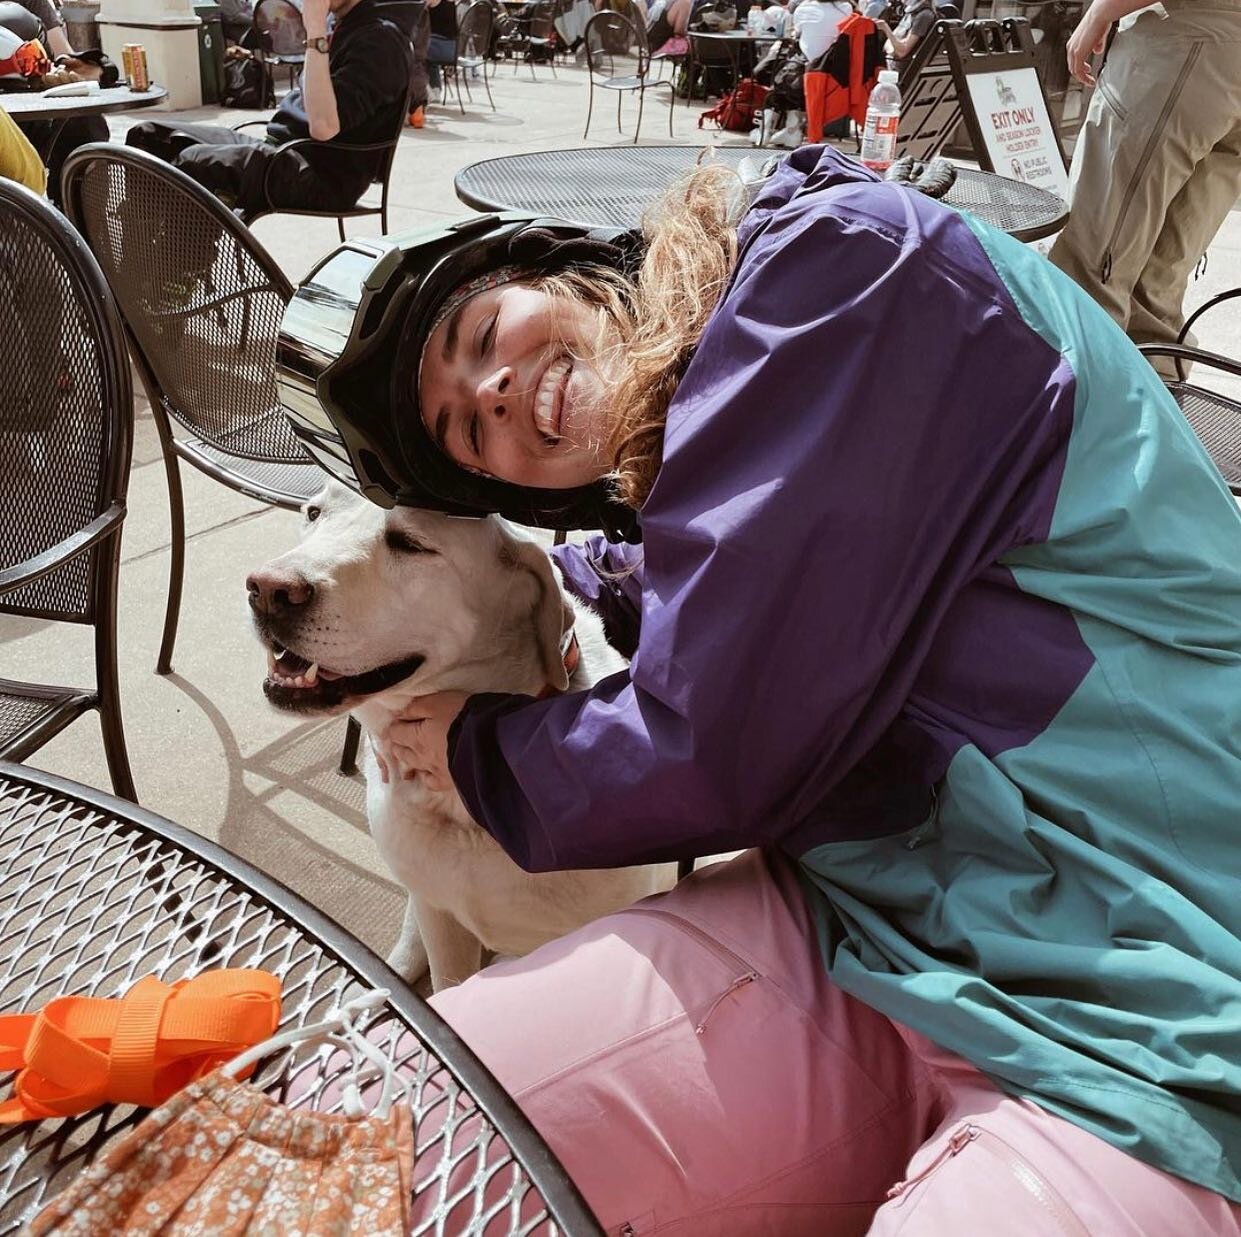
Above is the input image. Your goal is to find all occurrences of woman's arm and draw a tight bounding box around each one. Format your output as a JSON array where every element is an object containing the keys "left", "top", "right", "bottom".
[
  {"left": 551, "top": 536, "right": 645, "bottom": 658},
  {"left": 445, "top": 174, "right": 1074, "bottom": 873}
]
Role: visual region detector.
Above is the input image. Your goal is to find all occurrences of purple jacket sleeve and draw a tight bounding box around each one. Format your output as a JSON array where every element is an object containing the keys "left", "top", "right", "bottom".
[
  {"left": 449, "top": 149, "right": 1071, "bottom": 872},
  {"left": 550, "top": 537, "right": 645, "bottom": 658}
]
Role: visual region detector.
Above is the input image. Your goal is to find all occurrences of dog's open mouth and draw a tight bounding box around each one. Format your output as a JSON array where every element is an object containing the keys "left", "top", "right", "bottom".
[{"left": 263, "top": 642, "right": 424, "bottom": 712}]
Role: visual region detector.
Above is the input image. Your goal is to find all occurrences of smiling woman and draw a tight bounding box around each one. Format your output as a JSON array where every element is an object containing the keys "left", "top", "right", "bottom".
[{"left": 281, "top": 144, "right": 1241, "bottom": 1236}]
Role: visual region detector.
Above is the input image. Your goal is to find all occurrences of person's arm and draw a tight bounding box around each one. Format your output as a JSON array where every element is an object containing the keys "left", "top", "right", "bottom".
[
  {"left": 300, "top": 0, "right": 340, "bottom": 140},
  {"left": 44, "top": 23, "right": 72, "bottom": 56},
  {"left": 878, "top": 11, "right": 927, "bottom": 58},
  {"left": 446, "top": 174, "right": 1076, "bottom": 872},
  {"left": 319, "top": 20, "right": 411, "bottom": 136},
  {"left": 551, "top": 536, "right": 645, "bottom": 658},
  {"left": 1066, "top": 0, "right": 1150, "bottom": 85}
]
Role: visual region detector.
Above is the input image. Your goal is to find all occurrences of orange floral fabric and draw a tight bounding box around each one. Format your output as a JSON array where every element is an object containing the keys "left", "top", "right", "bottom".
[{"left": 28, "top": 1072, "right": 413, "bottom": 1235}]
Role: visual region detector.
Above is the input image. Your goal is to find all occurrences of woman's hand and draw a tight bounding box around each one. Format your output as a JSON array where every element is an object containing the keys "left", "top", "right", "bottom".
[
  {"left": 1066, "top": 0, "right": 1114, "bottom": 86},
  {"left": 373, "top": 692, "right": 470, "bottom": 791}
]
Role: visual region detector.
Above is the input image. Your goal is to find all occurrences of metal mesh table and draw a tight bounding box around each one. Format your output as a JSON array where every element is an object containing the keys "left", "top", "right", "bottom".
[
  {"left": 454, "top": 145, "right": 1069, "bottom": 242},
  {"left": 0, "top": 763, "right": 602, "bottom": 1236},
  {"left": 0, "top": 85, "right": 167, "bottom": 122}
]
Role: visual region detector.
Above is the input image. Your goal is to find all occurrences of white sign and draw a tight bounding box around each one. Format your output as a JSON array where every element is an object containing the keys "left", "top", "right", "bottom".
[{"left": 965, "top": 66, "right": 1070, "bottom": 200}]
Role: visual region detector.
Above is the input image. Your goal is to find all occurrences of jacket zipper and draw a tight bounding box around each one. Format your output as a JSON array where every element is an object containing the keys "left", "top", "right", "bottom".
[
  {"left": 623, "top": 907, "right": 759, "bottom": 1033},
  {"left": 1100, "top": 42, "right": 1202, "bottom": 284}
]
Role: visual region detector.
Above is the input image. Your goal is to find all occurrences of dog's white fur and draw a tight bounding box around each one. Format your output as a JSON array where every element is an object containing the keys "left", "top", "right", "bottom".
[{"left": 250, "top": 483, "right": 673, "bottom": 991}]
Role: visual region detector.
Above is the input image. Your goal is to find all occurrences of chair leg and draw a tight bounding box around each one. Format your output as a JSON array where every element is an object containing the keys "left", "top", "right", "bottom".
[
  {"left": 667, "top": 81, "right": 674, "bottom": 136},
  {"left": 340, "top": 714, "right": 362, "bottom": 775},
  {"left": 96, "top": 544, "right": 137, "bottom": 803},
  {"left": 156, "top": 438, "right": 186, "bottom": 677},
  {"left": 616, "top": 90, "right": 623, "bottom": 134},
  {"left": 456, "top": 66, "right": 465, "bottom": 114},
  {"left": 634, "top": 86, "right": 644, "bottom": 144},
  {"left": 584, "top": 79, "right": 594, "bottom": 139},
  {"left": 483, "top": 60, "right": 495, "bottom": 110},
  {"left": 337, "top": 216, "right": 346, "bottom": 243}
]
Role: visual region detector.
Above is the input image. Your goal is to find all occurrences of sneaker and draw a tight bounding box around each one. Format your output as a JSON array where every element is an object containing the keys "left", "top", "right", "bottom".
[
  {"left": 769, "top": 123, "right": 803, "bottom": 149},
  {"left": 408, "top": 105, "right": 425, "bottom": 128}
]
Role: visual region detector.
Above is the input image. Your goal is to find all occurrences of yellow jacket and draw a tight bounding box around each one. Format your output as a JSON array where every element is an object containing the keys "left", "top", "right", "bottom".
[{"left": 0, "top": 106, "right": 46, "bottom": 194}]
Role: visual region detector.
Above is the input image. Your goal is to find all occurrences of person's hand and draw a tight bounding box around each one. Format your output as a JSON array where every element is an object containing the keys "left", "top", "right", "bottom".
[
  {"left": 1066, "top": 0, "right": 1112, "bottom": 86},
  {"left": 302, "top": 0, "right": 330, "bottom": 37},
  {"left": 372, "top": 692, "right": 470, "bottom": 791}
]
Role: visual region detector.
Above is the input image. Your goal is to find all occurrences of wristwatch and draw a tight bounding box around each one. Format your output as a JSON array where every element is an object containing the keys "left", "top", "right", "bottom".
[{"left": 303, "top": 35, "right": 330, "bottom": 52}]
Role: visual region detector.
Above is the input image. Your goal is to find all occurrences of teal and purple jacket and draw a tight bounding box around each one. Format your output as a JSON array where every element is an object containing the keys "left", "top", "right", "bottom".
[{"left": 448, "top": 146, "right": 1241, "bottom": 1200}]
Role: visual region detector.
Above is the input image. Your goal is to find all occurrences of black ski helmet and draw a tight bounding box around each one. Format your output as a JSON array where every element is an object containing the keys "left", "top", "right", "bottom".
[{"left": 278, "top": 211, "right": 644, "bottom": 542}]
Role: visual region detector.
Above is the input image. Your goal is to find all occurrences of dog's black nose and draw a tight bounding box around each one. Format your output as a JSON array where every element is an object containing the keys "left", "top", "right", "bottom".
[{"left": 246, "top": 569, "right": 314, "bottom": 617}]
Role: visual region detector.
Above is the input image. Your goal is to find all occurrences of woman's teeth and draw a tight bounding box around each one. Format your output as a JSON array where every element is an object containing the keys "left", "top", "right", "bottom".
[{"left": 534, "top": 356, "right": 572, "bottom": 442}]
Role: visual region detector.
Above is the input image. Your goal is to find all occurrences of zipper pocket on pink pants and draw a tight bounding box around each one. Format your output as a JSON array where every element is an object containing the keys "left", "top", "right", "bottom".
[
  {"left": 886, "top": 1123, "right": 1091, "bottom": 1235},
  {"left": 622, "top": 907, "right": 760, "bottom": 1034}
]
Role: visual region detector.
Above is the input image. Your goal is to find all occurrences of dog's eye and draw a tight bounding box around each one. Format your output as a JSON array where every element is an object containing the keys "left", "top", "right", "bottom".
[
  {"left": 385, "top": 529, "right": 432, "bottom": 555},
  {"left": 305, "top": 505, "right": 322, "bottom": 523}
]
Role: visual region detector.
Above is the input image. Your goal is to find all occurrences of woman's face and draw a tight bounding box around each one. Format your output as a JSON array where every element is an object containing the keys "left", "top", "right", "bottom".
[{"left": 418, "top": 282, "right": 616, "bottom": 489}]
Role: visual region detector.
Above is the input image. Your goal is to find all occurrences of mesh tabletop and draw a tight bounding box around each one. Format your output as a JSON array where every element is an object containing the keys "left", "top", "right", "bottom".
[
  {"left": 0, "top": 764, "right": 602, "bottom": 1236},
  {"left": 454, "top": 146, "right": 1068, "bottom": 242},
  {"left": 0, "top": 86, "right": 167, "bottom": 122}
]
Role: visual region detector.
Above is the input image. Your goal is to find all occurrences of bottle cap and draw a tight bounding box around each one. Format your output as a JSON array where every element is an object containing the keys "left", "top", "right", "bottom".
[{"left": 878, "top": 69, "right": 898, "bottom": 83}]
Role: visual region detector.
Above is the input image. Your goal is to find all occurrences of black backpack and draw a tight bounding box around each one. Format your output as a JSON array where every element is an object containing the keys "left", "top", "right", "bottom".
[{"left": 222, "top": 55, "right": 269, "bottom": 108}]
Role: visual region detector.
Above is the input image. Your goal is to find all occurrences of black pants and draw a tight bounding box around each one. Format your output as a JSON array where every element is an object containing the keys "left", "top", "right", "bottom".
[
  {"left": 18, "top": 116, "right": 108, "bottom": 207},
  {"left": 125, "top": 120, "right": 370, "bottom": 216}
]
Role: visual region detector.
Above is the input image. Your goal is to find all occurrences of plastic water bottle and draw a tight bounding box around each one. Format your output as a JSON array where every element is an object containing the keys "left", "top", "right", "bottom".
[
  {"left": 860, "top": 69, "right": 901, "bottom": 171},
  {"left": 746, "top": 2, "right": 764, "bottom": 35}
]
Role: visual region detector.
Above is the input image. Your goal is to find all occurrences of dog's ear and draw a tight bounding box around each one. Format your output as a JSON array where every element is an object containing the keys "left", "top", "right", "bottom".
[{"left": 504, "top": 534, "right": 574, "bottom": 692}]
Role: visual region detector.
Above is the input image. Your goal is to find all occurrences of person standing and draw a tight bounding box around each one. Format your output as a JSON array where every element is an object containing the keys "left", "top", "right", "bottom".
[
  {"left": 424, "top": 0, "right": 457, "bottom": 102},
  {"left": 1049, "top": 0, "right": 1241, "bottom": 360}
]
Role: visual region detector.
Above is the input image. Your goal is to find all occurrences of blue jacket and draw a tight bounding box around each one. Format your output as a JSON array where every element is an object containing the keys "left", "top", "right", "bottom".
[{"left": 448, "top": 146, "right": 1241, "bottom": 1200}]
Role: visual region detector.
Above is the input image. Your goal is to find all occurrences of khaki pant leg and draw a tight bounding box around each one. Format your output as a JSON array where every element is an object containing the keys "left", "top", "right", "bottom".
[
  {"left": 1048, "top": 7, "right": 1240, "bottom": 333},
  {"left": 1127, "top": 123, "right": 1241, "bottom": 353}
]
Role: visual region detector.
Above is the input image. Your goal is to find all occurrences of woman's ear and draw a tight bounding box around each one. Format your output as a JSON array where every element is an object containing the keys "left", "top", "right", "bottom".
[{"left": 504, "top": 533, "right": 574, "bottom": 692}]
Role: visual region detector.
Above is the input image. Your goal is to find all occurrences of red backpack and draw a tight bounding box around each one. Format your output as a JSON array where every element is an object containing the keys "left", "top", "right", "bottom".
[{"left": 698, "top": 77, "right": 769, "bottom": 132}]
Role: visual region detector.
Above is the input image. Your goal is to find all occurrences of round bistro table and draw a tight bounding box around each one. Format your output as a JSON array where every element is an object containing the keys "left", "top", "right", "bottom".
[
  {"left": 0, "top": 83, "right": 168, "bottom": 123},
  {"left": 454, "top": 144, "right": 1070, "bottom": 243},
  {"left": 0, "top": 763, "right": 602, "bottom": 1237}
]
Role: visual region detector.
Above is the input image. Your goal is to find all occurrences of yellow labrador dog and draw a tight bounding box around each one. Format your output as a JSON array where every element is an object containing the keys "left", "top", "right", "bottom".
[{"left": 248, "top": 482, "right": 673, "bottom": 991}]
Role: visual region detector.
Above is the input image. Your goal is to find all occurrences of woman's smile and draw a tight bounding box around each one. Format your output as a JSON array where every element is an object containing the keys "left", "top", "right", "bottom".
[{"left": 419, "top": 282, "right": 616, "bottom": 489}]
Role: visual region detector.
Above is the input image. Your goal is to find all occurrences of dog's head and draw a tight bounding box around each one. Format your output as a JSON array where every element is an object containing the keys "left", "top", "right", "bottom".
[{"left": 246, "top": 482, "right": 573, "bottom": 715}]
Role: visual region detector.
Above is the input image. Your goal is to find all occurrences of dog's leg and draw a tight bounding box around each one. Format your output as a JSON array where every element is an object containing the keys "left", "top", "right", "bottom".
[
  {"left": 415, "top": 897, "right": 484, "bottom": 992},
  {"left": 387, "top": 895, "right": 429, "bottom": 984}
]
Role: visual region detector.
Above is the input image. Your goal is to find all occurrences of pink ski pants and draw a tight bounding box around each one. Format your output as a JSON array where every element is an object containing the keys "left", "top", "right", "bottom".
[{"left": 430, "top": 850, "right": 1240, "bottom": 1235}]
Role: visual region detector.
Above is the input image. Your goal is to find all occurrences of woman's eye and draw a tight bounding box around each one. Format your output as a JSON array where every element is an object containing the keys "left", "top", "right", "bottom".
[
  {"left": 468, "top": 414, "right": 481, "bottom": 456},
  {"left": 481, "top": 314, "right": 497, "bottom": 356}
]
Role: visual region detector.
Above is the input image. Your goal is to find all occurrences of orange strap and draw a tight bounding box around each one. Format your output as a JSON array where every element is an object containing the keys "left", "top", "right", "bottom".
[{"left": 0, "top": 970, "right": 281, "bottom": 1123}]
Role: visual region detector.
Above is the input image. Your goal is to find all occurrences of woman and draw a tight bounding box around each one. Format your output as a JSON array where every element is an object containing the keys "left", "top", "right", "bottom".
[
  {"left": 876, "top": 0, "right": 933, "bottom": 66},
  {"left": 294, "top": 146, "right": 1241, "bottom": 1233}
]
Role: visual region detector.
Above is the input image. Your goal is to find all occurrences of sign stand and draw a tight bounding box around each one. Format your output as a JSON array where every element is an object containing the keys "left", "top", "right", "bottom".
[{"left": 946, "top": 19, "right": 1070, "bottom": 199}]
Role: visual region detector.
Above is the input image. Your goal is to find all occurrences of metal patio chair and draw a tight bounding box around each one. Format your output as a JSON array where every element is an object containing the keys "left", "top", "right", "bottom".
[
  {"left": 234, "top": 83, "right": 413, "bottom": 242},
  {"left": 1139, "top": 343, "right": 1241, "bottom": 497},
  {"left": 0, "top": 179, "right": 136, "bottom": 802},
  {"left": 446, "top": 1, "right": 497, "bottom": 113},
  {"left": 252, "top": 0, "right": 306, "bottom": 98},
  {"left": 584, "top": 10, "right": 673, "bottom": 141},
  {"left": 61, "top": 144, "right": 362, "bottom": 775}
]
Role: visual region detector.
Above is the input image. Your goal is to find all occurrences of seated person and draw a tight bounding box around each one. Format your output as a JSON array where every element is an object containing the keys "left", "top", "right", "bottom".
[
  {"left": 877, "top": 0, "right": 934, "bottom": 67},
  {"left": 126, "top": 0, "right": 411, "bottom": 217},
  {"left": 424, "top": 0, "right": 456, "bottom": 95},
  {"left": 0, "top": 104, "right": 45, "bottom": 193},
  {"left": 792, "top": 0, "right": 850, "bottom": 61}
]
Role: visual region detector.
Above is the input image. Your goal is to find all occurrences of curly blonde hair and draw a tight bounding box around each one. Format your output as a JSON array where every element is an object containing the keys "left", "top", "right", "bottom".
[{"left": 533, "top": 162, "right": 745, "bottom": 510}]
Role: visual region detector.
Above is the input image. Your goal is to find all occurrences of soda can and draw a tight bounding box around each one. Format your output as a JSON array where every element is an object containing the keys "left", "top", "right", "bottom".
[
  {"left": 121, "top": 43, "right": 134, "bottom": 83},
  {"left": 128, "top": 44, "right": 149, "bottom": 92}
]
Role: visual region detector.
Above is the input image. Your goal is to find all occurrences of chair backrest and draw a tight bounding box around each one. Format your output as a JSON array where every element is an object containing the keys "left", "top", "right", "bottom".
[
  {"left": 457, "top": 0, "right": 495, "bottom": 57},
  {"left": 585, "top": 9, "right": 647, "bottom": 69},
  {"left": 528, "top": 0, "right": 556, "bottom": 40},
  {"left": 0, "top": 179, "right": 132, "bottom": 624},
  {"left": 61, "top": 144, "right": 302, "bottom": 466},
  {"left": 253, "top": 0, "right": 307, "bottom": 57}
]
